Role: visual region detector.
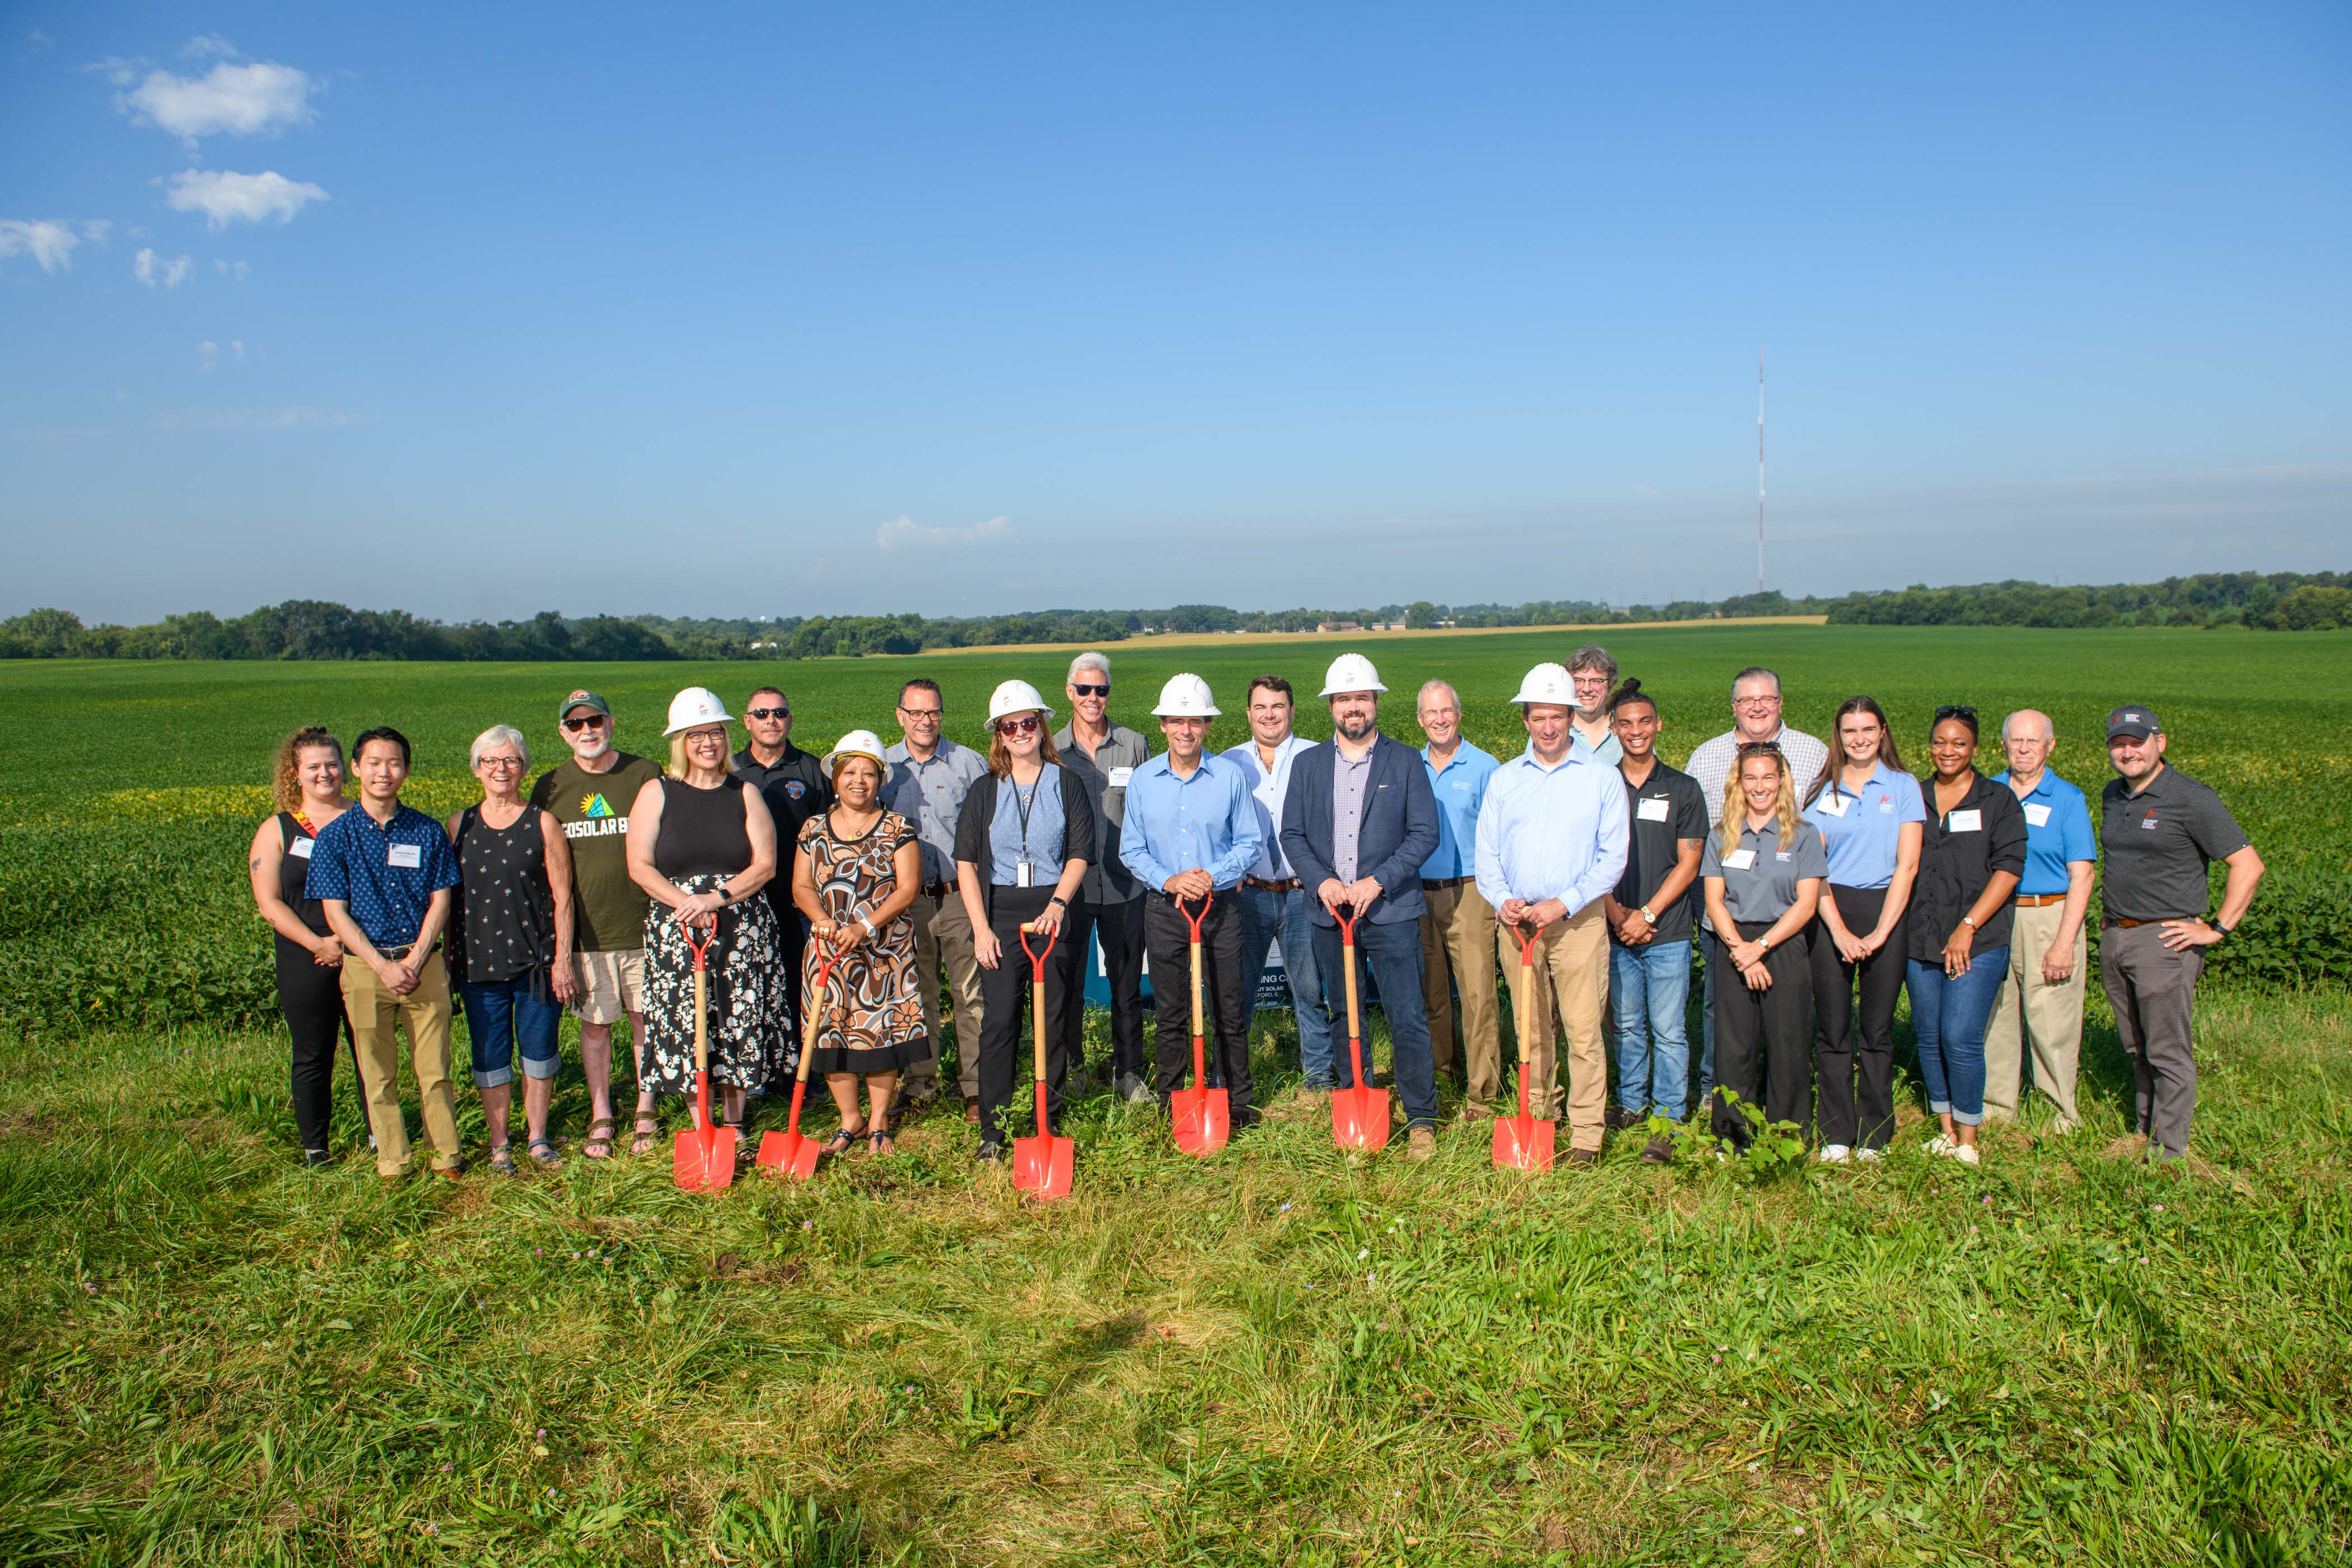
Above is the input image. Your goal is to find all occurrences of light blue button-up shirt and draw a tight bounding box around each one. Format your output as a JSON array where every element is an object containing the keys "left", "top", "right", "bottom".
[
  {"left": 1419, "top": 740, "right": 1499, "bottom": 880},
  {"left": 1994, "top": 768, "right": 2097, "bottom": 897},
  {"left": 1221, "top": 732, "right": 1314, "bottom": 880},
  {"left": 1799, "top": 760, "right": 1926, "bottom": 890},
  {"left": 1473, "top": 746, "right": 1630, "bottom": 915},
  {"left": 1118, "top": 752, "right": 1263, "bottom": 892}
]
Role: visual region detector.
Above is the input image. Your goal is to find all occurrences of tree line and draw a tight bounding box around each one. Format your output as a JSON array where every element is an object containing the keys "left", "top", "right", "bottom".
[{"left": 3, "top": 570, "right": 2344, "bottom": 661}]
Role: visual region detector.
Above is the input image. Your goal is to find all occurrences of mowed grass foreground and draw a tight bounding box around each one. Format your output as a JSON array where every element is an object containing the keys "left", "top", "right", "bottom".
[{"left": 3, "top": 626, "right": 2351, "bottom": 1564}]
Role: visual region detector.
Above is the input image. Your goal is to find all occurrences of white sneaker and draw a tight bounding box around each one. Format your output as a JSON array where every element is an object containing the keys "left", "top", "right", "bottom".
[
  {"left": 1922, "top": 1133, "right": 1956, "bottom": 1158},
  {"left": 1816, "top": 1145, "right": 1852, "bottom": 1164},
  {"left": 1952, "top": 1144, "right": 1980, "bottom": 1166},
  {"left": 1855, "top": 1147, "right": 1885, "bottom": 1163}
]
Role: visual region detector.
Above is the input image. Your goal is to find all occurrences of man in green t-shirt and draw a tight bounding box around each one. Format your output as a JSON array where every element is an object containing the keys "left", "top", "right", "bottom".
[{"left": 528, "top": 688, "right": 663, "bottom": 1159}]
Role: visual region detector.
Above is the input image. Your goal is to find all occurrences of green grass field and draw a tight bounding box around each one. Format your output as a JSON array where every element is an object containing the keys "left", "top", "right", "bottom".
[{"left": 4, "top": 626, "right": 2350, "bottom": 1565}]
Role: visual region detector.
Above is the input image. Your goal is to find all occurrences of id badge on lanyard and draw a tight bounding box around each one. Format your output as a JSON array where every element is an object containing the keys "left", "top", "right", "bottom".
[{"left": 1016, "top": 860, "right": 1035, "bottom": 888}]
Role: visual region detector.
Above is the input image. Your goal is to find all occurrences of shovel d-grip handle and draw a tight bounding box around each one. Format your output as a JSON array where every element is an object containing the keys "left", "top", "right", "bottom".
[
  {"left": 1178, "top": 893, "right": 1209, "bottom": 943},
  {"left": 682, "top": 909, "right": 717, "bottom": 972},
  {"left": 1018, "top": 920, "right": 1057, "bottom": 977}
]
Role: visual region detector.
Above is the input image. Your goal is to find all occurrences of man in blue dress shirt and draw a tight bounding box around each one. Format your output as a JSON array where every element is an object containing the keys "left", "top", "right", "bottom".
[
  {"left": 1414, "top": 678, "right": 1503, "bottom": 1114},
  {"left": 1985, "top": 709, "right": 2098, "bottom": 1131}
]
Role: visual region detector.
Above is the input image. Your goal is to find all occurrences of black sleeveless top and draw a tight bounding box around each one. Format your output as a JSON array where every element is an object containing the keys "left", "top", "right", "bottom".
[
  {"left": 454, "top": 803, "right": 556, "bottom": 983},
  {"left": 652, "top": 775, "right": 753, "bottom": 880},
  {"left": 274, "top": 812, "right": 331, "bottom": 951}
]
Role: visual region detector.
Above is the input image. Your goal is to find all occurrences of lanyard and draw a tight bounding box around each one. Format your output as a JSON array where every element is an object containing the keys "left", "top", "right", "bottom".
[{"left": 1010, "top": 774, "right": 1041, "bottom": 863}]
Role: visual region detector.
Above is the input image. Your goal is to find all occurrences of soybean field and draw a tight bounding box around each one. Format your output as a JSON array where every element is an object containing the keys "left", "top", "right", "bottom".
[{"left": 3, "top": 625, "right": 2350, "bottom": 1566}]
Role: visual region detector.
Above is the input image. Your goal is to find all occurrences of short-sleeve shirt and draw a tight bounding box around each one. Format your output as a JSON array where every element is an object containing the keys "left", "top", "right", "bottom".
[
  {"left": 1700, "top": 816, "right": 1828, "bottom": 926},
  {"left": 883, "top": 739, "right": 989, "bottom": 887},
  {"left": 1910, "top": 772, "right": 2030, "bottom": 960},
  {"left": 305, "top": 801, "right": 461, "bottom": 950},
  {"left": 1613, "top": 759, "right": 1707, "bottom": 944},
  {"left": 529, "top": 752, "right": 664, "bottom": 951},
  {"left": 1800, "top": 762, "right": 1927, "bottom": 891},
  {"left": 1995, "top": 769, "right": 2097, "bottom": 898},
  {"left": 1420, "top": 741, "right": 1500, "bottom": 881},
  {"left": 2099, "top": 764, "right": 2250, "bottom": 922},
  {"left": 1054, "top": 723, "right": 1150, "bottom": 901}
]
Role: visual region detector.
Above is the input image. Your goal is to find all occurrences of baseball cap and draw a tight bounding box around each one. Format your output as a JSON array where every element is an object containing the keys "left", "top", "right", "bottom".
[
  {"left": 2105, "top": 706, "right": 2160, "bottom": 741},
  {"left": 558, "top": 688, "right": 613, "bottom": 722}
]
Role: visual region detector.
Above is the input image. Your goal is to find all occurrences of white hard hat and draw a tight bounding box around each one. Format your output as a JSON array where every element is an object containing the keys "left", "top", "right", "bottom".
[
  {"left": 663, "top": 686, "right": 734, "bottom": 735},
  {"left": 1319, "top": 652, "right": 1387, "bottom": 698},
  {"left": 1511, "top": 662, "right": 1576, "bottom": 707},
  {"left": 824, "top": 729, "right": 887, "bottom": 771},
  {"left": 986, "top": 679, "right": 1055, "bottom": 725},
  {"left": 1151, "top": 673, "right": 1220, "bottom": 717}
]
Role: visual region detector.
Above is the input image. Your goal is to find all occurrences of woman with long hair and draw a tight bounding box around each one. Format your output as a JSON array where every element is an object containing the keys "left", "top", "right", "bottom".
[
  {"left": 246, "top": 726, "right": 359, "bottom": 1166},
  {"left": 1700, "top": 744, "right": 1826, "bottom": 1154},
  {"left": 1798, "top": 697, "right": 1925, "bottom": 1161}
]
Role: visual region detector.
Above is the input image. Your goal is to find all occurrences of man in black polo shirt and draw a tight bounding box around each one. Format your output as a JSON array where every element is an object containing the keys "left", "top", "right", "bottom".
[
  {"left": 2098, "top": 705, "right": 2264, "bottom": 1164},
  {"left": 733, "top": 685, "right": 832, "bottom": 1063}
]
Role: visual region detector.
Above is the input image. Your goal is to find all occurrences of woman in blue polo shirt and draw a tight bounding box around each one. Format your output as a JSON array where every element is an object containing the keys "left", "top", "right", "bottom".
[{"left": 1799, "top": 696, "right": 1924, "bottom": 1163}]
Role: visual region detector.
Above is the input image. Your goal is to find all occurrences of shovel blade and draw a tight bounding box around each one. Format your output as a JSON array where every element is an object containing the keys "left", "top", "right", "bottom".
[
  {"left": 1170, "top": 1086, "right": 1229, "bottom": 1156},
  {"left": 1012, "top": 1133, "right": 1075, "bottom": 1200},
  {"left": 1332, "top": 1086, "right": 1390, "bottom": 1150},
  {"left": 756, "top": 1129, "right": 819, "bottom": 1181},
  {"left": 673, "top": 1126, "right": 711, "bottom": 1191},
  {"left": 1491, "top": 1114, "right": 1556, "bottom": 1173}
]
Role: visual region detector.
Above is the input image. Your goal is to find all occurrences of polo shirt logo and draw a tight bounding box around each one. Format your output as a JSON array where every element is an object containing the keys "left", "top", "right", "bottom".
[
  {"left": 1775, "top": 851, "right": 1792, "bottom": 861},
  {"left": 2141, "top": 812, "right": 2159, "bottom": 830},
  {"left": 785, "top": 780, "right": 808, "bottom": 800}
]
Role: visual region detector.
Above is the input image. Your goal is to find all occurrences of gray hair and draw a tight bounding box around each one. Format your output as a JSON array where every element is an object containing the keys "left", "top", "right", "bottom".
[
  {"left": 470, "top": 724, "right": 530, "bottom": 770},
  {"left": 1417, "top": 678, "right": 1459, "bottom": 712},
  {"left": 1067, "top": 650, "right": 1110, "bottom": 684},
  {"left": 1730, "top": 666, "right": 1782, "bottom": 701},
  {"left": 1566, "top": 643, "right": 1618, "bottom": 682},
  {"left": 2001, "top": 709, "right": 2055, "bottom": 744}
]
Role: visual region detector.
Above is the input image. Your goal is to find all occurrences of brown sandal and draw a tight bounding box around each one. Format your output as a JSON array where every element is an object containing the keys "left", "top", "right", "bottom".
[
  {"left": 629, "top": 1116, "right": 660, "bottom": 1156},
  {"left": 582, "top": 1118, "right": 618, "bottom": 1160}
]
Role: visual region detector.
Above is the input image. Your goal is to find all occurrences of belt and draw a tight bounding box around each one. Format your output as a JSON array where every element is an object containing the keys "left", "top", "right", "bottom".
[
  {"left": 2103, "top": 916, "right": 2182, "bottom": 929},
  {"left": 1422, "top": 875, "right": 1472, "bottom": 890},
  {"left": 1244, "top": 877, "right": 1299, "bottom": 892},
  {"left": 379, "top": 941, "right": 428, "bottom": 960},
  {"left": 2014, "top": 893, "right": 2069, "bottom": 908}
]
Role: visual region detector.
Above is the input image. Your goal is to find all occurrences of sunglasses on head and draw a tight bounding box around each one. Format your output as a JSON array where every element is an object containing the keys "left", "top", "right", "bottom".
[
  {"left": 1070, "top": 683, "right": 1109, "bottom": 697},
  {"left": 995, "top": 715, "right": 1042, "bottom": 736},
  {"left": 745, "top": 706, "right": 788, "bottom": 721},
  {"left": 1934, "top": 704, "right": 1979, "bottom": 723},
  {"left": 561, "top": 714, "right": 608, "bottom": 732},
  {"left": 1735, "top": 741, "right": 1783, "bottom": 758}
]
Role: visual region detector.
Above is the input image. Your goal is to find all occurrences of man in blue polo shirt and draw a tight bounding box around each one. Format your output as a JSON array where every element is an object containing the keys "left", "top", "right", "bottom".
[
  {"left": 1985, "top": 709, "right": 2098, "bottom": 1132},
  {"left": 1415, "top": 678, "right": 1502, "bottom": 1114},
  {"left": 310, "top": 726, "right": 465, "bottom": 1179}
]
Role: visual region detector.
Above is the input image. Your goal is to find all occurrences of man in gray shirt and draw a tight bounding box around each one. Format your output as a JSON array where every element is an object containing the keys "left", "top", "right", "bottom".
[
  {"left": 884, "top": 676, "right": 990, "bottom": 1116},
  {"left": 1052, "top": 651, "right": 1154, "bottom": 1102}
]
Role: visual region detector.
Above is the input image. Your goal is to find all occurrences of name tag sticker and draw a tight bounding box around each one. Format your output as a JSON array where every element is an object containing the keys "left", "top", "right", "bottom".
[
  {"left": 2023, "top": 803, "right": 2052, "bottom": 827},
  {"left": 1108, "top": 767, "right": 1134, "bottom": 788},
  {"left": 1816, "top": 794, "right": 1849, "bottom": 818},
  {"left": 388, "top": 842, "right": 423, "bottom": 869},
  {"left": 1722, "top": 848, "right": 1757, "bottom": 871},
  {"left": 1948, "top": 809, "right": 1982, "bottom": 833},
  {"left": 1637, "top": 796, "right": 1670, "bottom": 822},
  {"left": 288, "top": 837, "right": 315, "bottom": 859}
]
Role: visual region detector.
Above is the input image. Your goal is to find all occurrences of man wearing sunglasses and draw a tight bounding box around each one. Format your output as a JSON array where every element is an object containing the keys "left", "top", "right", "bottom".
[
  {"left": 527, "top": 689, "right": 662, "bottom": 1159},
  {"left": 1052, "top": 652, "right": 1153, "bottom": 1103},
  {"left": 732, "top": 685, "right": 833, "bottom": 1059}
]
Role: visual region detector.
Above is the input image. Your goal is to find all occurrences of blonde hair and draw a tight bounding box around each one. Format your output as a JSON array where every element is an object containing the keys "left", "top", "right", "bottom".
[
  {"left": 271, "top": 726, "right": 344, "bottom": 812},
  {"left": 1719, "top": 746, "right": 1800, "bottom": 855},
  {"left": 469, "top": 724, "right": 529, "bottom": 771}
]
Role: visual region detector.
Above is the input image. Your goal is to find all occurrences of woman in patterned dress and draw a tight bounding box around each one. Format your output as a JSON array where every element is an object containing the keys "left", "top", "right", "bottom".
[
  {"left": 623, "top": 688, "right": 790, "bottom": 1155},
  {"left": 790, "top": 730, "right": 927, "bottom": 1156}
]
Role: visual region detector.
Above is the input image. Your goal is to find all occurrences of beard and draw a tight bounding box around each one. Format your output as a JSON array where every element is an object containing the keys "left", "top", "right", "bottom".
[{"left": 1336, "top": 711, "right": 1375, "bottom": 741}]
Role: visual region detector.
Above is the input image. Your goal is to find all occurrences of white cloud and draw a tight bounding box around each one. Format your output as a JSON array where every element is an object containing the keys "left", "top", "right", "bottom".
[
  {"left": 230, "top": 339, "right": 245, "bottom": 358},
  {"left": 134, "top": 248, "right": 194, "bottom": 288},
  {"left": 213, "top": 258, "right": 249, "bottom": 280},
  {"left": 182, "top": 35, "right": 240, "bottom": 60},
  {"left": 0, "top": 220, "right": 85, "bottom": 272},
  {"left": 165, "top": 169, "right": 328, "bottom": 229},
  {"left": 875, "top": 514, "right": 1013, "bottom": 554},
  {"left": 82, "top": 220, "right": 111, "bottom": 245},
  {"left": 124, "top": 59, "right": 317, "bottom": 143},
  {"left": 198, "top": 340, "right": 217, "bottom": 370}
]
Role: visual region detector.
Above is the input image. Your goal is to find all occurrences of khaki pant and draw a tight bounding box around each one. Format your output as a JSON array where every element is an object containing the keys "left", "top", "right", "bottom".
[
  {"left": 342, "top": 948, "right": 463, "bottom": 1175},
  {"left": 1494, "top": 902, "right": 1609, "bottom": 1151},
  {"left": 1984, "top": 900, "right": 2085, "bottom": 1128},
  {"left": 910, "top": 890, "right": 986, "bottom": 1101},
  {"left": 1420, "top": 880, "right": 1501, "bottom": 1109}
]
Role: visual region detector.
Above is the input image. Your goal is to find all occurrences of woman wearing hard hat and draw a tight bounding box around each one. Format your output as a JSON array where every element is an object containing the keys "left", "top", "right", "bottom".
[
  {"left": 952, "top": 679, "right": 1098, "bottom": 1161},
  {"left": 622, "top": 687, "right": 791, "bottom": 1155}
]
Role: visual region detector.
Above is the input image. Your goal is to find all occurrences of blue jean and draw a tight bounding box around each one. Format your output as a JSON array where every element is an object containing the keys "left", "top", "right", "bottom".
[
  {"left": 1238, "top": 884, "right": 1333, "bottom": 1086},
  {"left": 459, "top": 975, "right": 563, "bottom": 1089},
  {"left": 1906, "top": 951, "right": 2009, "bottom": 1126},
  {"left": 1311, "top": 917, "right": 1439, "bottom": 1128},
  {"left": 1609, "top": 939, "right": 1692, "bottom": 1118}
]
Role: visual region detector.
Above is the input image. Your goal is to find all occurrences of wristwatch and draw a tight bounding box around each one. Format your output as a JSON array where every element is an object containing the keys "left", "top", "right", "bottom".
[
  {"left": 1638, "top": 906, "right": 1656, "bottom": 925},
  {"left": 2210, "top": 920, "right": 2233, "bottom": 943},
  {"left": 1961, "top": 914, "right": 1978, "bottom": 930}
]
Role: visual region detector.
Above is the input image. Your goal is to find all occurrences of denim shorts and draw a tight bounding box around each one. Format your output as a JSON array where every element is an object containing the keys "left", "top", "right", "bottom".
[{"left": 458, "top": 974, "right": 564, "bottom": 1088}]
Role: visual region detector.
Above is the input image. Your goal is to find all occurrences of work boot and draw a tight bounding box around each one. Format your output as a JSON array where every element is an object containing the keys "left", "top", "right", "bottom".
[
  {"left": 1565, "top": 1147, "right": 1600, "bottom": 1169},
  {"left": 1407, "top": 1127, "right": 1436, "bottom": 1162},
  {"left": 1640, "top": 1135, "right": 1675, "bottom": 1165},
  {"left": 964, "top": 1099, "right": 981, "bottom": 1124},
  {"left": 1604, "top": 1106, "right": 1644, "bottom": 1132}
]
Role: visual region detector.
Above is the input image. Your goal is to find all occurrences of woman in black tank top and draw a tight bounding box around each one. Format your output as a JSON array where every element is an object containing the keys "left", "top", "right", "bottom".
[
  {"left": 246, "top": 727, "right": 359, "bottom": 1166},
  {"left": 622, "top": 692, "right": 790, "bottom": 1156}
]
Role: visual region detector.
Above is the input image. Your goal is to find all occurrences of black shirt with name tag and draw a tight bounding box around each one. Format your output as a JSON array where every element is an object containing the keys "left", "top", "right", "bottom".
[
  {"left": 1613, "top": 760, "right": 1709, "bottom": 945},
  {"left": 1909, "top": 771, "right": 2028, "bottom": 961},
  {"left": 2098, "top": 764, "right": 2250, "bottom": 922}
]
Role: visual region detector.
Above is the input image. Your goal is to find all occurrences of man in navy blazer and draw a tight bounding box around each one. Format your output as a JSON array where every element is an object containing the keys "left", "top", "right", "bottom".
[{"left": 1280, "top": 654, "right": 1443, "bottom": 1156}]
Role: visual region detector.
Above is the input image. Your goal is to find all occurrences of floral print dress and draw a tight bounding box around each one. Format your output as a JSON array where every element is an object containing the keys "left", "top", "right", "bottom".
[
  {"left": 798, "top": 809, "right": 928, "bottom": 1075},
  {"left": 639, "top": 878, "right": 792, "bottom": 1095}
]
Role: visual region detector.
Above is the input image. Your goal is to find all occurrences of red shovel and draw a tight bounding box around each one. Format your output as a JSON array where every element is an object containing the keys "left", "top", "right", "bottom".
[
  {"left": 1330, "top": 903, "right": 1390, "bottom": 1150},
  {"left": 1011, "top": 922, "right": 1075, "bottom": 1200},
  {"left": 672, "top": 917, "right": 739, "bottom": 1192},
  {"left": 1169, "top": 894, "right": 1229, "bottom": 1155},
  {"left": 756, "top": 944, "right": 841, "bottom": 1180},
  {"left": 1492, "top": 918, "right": 1556, "bottom": 1173}
]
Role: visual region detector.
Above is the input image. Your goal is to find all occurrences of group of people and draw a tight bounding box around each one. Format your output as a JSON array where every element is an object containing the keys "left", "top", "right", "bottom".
[{"left": 247, "top": 646, "right": 2262, "bottom": 1179}]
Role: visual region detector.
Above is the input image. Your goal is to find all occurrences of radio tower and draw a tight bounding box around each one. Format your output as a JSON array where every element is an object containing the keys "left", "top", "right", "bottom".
[{"left": 1756, "top": 347, "right": 1765, "bottom": 594}]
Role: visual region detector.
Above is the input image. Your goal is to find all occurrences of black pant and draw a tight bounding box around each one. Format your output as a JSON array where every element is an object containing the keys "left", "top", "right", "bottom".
[
  {"left": 1710, "top": 921, "right": 1813, "bottom": 1150},
  {"left": 276, "top": 940, "right": 357, "bottom": 1155},
  {"left": 976, "top": 886, "right": 1082, "bottom": 1143},
  {"left": 1060, "top": 895, "right": 1146, "bottom": 1080},
  {"left": 1809, "top": 884, "right": 1907, "bottom": 1149},
  {"left": 767, "top": 888, "right": 809, "bottom": 1078},
  {"left": 1144, "top": 890, "right": 1253, "bottom": 1116}
]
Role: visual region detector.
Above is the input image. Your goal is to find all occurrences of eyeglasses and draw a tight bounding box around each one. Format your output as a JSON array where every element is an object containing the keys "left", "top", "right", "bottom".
[
  {"left": 746, "top": 706, "right": 788, "bottom": 721},
  {"left": 684, "top": 729, "right": 728, "bottom": 745},
  {"left": 1070, "top": 684, "right": 1109, "bottom": 697},
  {"left": 996, "top": 715, "right": 1042, "bottom": 736},
  {"left": 478, "top": 757, "right": 524, "bottom": 772},
  {"left": 1733, "top": 694, "right": 1781, "bottom": 709},
  {"left": 1934, "top": 704, "right": 1979, "bottom": 722},
  {"left": 561, "top": 714, "right": 608, "bottom": 732},
  {"left": 897, "top": 705, "right": 941, "bottom": 721}
]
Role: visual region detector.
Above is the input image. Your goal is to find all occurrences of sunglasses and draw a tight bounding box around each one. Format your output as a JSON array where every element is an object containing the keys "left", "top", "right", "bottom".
[
  {"left": 995, "top": 715, "right": 1042, "bottom": 736},
  {"left": 561, "top": 715, "right": 608, "bottom": 732},
  {"left": 1070, "top": 683, "right": 1109, "bottom": 697},
  {"left": 1735, "top": 741, "right": 1784, "bottom": 758},
  {"left": 1934, "top": 704, "right": 1980, "bottom": 723},
  {"left": 746, "top": 706, "right": 789, "bottom": 721}
]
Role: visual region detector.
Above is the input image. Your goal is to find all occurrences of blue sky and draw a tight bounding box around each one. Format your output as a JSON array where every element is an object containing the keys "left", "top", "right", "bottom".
[{"left": 4, "top": 2, "right": 2348, "bottom": 624}]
